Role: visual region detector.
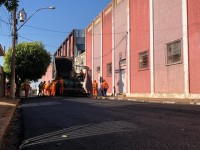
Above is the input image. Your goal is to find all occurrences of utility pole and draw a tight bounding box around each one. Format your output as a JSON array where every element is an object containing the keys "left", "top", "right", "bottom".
[
  {"left": 10, "top": 3, "right": 17, "bottom": 99},
  {"left": 9, "top": 4, "right": 55, "bottom": 99}
]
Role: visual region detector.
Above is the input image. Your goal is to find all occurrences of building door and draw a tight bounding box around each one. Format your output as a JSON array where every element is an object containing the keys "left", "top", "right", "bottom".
[{"left": 119, "top": 69, "right": 126, "bottom": 93}]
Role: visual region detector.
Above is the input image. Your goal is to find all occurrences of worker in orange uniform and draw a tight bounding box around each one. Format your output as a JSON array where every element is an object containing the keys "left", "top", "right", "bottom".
[
  {"left": 51, "top": 80, "right": 57, "bottom": 96},
  {"left": 92, "top": 80, "right": 98, "bottom": 99},
  {"left": 59, "top": 76, "right": 64, "bottom": 95},
  {"left": 102, "top": 80, "right": 109, "bottom": 97},
  {"left": 24, "top": 81, "right": 30, "bottom": 99},
  {"left": 44, "top": 80, "right": 51, "bottom": 96}
]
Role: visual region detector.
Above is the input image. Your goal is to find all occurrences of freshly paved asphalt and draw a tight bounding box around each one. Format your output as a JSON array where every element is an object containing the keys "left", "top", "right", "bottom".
[{"left": 19, "top": 97, "right": 200, "bottom": 150}]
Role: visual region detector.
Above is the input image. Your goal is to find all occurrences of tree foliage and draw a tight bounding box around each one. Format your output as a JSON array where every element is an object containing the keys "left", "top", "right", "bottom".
[
  {"left": 4, "top": 41, "right": 51, "bottom": 82},
  {"left": 0, "top": 0, "right": 18, "bottom": 11}
]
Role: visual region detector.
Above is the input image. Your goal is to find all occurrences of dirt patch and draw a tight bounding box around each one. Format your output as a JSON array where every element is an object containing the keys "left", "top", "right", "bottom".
[{"left": 0, "top": 108, "right": 23, "bottom": 150}]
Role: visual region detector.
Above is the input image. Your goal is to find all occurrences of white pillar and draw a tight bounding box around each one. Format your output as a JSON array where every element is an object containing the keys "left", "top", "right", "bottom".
[
  {"left": 127, "top": 0, "right": 131, "bottom": 94},
  {"left": 182, "top": 0, "right": 189, "bottom": 97},
  {"left": 112, "top": 1, "right": 115, "bottom": 95},
  {"left": 92, "top": 22, "right": 94, "bottom": 82},
  {"left": 150, "top": 0, "right": 154, "bottom": 96},
  {"left": 101, "top": 14, "right": 103, "bottom": 82}
]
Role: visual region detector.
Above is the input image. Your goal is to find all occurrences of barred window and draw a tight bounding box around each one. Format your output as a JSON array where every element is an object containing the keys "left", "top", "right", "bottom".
[
  {"left": 139, "top": 50, "right": 148, "bottom": 69},
  {"left": 166, "top": 39, "right": 182, "bottom": 65},
  {"left": 107, "top": 63, "right": 112, "bottom": 77}
]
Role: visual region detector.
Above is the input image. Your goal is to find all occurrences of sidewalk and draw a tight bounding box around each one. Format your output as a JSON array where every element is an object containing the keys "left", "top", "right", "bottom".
[
  {"left": 98, "top": 96, "right": 200, "bottom": 105},
  {"left": 0, "top": 97, "right": 20, "bottom": 145}
]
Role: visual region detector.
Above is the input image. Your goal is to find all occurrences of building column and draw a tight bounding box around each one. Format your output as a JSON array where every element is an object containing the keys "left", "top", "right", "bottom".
[
  {"left": 182, "top": 0, "right": 189, "bottom": 98},
  {"left": 101, "top": 14, "right": 103, "bottom": 82},
  {"left": 150, "top": 0, "right": 155, "bottom": 96},
  {"left": 92, "top": 22, "right": 94, "bottom": 82},
  {"left": 127, "top": 0, "right": 131, "bottom": 95},
  {"left": 112, "top": 1, "right": 115, "bottom": 95}
]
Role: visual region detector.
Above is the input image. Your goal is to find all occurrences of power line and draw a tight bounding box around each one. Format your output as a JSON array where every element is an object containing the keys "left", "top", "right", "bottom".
[{"left": 18, "top": 35, "right": 58, "bottom": 48}]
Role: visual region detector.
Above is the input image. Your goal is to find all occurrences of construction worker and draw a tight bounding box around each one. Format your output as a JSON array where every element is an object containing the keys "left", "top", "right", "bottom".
[
  {"left": 45, "top": 80, "right": 51, "bottom": 96},
  {"left": 102, "top": 79, "right": 109, "bottom": 96},
  {"left": 59, "top": 76, "right": 64, "bottom": 95},
  {"left": 24, "top": 81, "right": 30, "bottom": 99},
  {"left": 92, "top": 80, "right": 98, "bottom": 99},
  {"left": 51, "top": 80, "right": 57, "bottom": 96},
  {"left": 38, "top": 81, "right": 43, "bottom": 97}
]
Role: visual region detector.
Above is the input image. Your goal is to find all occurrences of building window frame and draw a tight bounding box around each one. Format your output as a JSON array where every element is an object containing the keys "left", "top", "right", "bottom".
[
  {"left": 166, "top": 39, "right": 182, "bottom": 66},
  {"left": 107, "top": 63, "right": 112, "bottom": 77},
  {"left": 138, "top": 50, "right": 149, "bottom": 70}
]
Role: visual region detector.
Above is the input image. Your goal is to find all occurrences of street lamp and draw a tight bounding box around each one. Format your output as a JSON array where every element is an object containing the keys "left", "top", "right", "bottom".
[
  {"left": 10, "top": 5, "right": 55, "bottom": 99},
  {"left": 18, "top": 6, "right": 55, "bottom": 31}
]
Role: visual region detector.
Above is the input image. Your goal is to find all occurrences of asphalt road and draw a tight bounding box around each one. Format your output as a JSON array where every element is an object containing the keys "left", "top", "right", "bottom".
[{"left": 19, "top": 97, "right": 200, "bottom": 150}]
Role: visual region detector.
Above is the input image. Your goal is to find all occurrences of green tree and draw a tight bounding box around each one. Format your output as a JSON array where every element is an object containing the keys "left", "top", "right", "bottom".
[
  {"left": 0, "top": 0, "right": 18, "bottom": 11},
  {"left": 4, "top": 41, "right": 51, "bottom": 96}
]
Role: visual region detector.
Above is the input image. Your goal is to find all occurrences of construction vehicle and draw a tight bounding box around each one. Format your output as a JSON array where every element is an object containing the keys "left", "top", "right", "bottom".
[{"left": 52, "top": 56, "right": 86, "bottom": 96}]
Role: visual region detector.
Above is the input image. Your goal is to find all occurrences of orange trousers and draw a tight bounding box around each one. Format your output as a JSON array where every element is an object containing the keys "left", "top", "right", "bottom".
[{"left": 93, "top": 88, "right": 97, "bottom": 97}]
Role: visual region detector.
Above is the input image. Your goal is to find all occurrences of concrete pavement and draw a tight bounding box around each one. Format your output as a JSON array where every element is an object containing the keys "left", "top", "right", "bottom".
[{"left": 0, "top": 97, "right": 20, "bottom": 145}]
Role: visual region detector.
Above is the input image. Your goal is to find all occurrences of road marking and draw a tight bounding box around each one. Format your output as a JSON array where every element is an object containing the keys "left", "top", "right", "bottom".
[{"left": 19, "top": 121, "right": 137, "bottom": 149}]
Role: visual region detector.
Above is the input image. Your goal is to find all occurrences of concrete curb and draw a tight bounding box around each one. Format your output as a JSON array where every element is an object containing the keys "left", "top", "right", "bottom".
[{"left": 97, "top": 96, "right": 200, "bottom": 106}]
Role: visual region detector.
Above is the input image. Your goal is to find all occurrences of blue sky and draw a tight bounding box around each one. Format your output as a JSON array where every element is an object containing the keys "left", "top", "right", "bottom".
[{"left": 0, "top": 0, "right": 111, "bottom": 66}]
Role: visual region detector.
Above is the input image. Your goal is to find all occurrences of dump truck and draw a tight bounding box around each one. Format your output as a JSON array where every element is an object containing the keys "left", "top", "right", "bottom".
[{"left": 52, "top": 56, "right": 86, "bottom": 96}]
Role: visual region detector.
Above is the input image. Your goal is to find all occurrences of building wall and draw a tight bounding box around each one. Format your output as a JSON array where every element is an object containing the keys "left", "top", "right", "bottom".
[
  {"left": 113, "top": 0, "right": 128, "bottom": 93},
  {"left": 130, "top": 0, "right": 150, "bottom": 93},
  {"left": 102, "top": 4, "right": 113, "bottom": 94},
  {"left": 188, "top": 0, "right": 200, "bottom": 94},
  {"left": 69, "top": 35, "right": 74, "bottom": 58},
  {"left": 86, "top": 26, "right": 93, "bottom": 71},
  {"left": 153, "top": 0, "right": 184, "bottom": 94},
  {"left": 93, "top": 15, "right": 102, "bottom": 87},
  {"left": 41, "top": 63, "right": 52, "bottom": 82}
]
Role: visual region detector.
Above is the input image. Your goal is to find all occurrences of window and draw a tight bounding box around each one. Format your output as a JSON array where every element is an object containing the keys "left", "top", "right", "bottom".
[
  {"left": 139, "top": 50, "right": 148, "bottom": 69},
  {"left": 166, "top": 39, "right": 182, "bottom": 65},
  {"left": 107, "top": 63, "right": 112, "bottom": 77}
]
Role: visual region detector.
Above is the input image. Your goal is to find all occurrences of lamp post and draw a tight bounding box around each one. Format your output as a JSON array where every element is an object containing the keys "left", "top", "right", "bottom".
[{"left": 10, "top": 5, "right": 55, "bottom": 99}]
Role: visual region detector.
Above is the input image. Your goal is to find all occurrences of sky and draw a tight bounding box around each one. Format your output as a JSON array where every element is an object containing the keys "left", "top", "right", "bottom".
[{"left": 0, "top": 0, "right": 111, "bottom": 66}]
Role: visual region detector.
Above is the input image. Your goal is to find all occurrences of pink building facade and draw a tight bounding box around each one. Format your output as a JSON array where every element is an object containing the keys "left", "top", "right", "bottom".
[
  {"left": 188, "top": 0, "right": 200, "bottom": 94},
  {"left": 93, "top": 15, "right": 102, "bottom": 88},
  {"left": 41, "top": 63, "right": 52, "bottom": 82},
  {"left": 84, "top": 0, "right": 200, "bottom": 99},
  {"left": 102, "top": 4, "right": 113, "bottom": 94},
  {"left": 130, "top": 0, "right": 150, "bottom": 94}
]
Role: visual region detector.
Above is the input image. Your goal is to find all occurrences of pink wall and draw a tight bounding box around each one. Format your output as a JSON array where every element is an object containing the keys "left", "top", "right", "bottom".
[
  {"left": 154, "top": 0, "right": 184, "bottom": 93},
  {"left": 93, "top": 17, "right": 102, "bottom": 86},
  {"left": 42, "top": 63, "right": 52, "bottom": 82},
  {"left": 188, "top": 0, "right": 200, "bottom": 93},
  {"left": 114, "top": 0, "right": 128, "bottom": 93},
  {"left": 86, "top": 28, "right": 92, "bottom": 70},
  {"left": 130, "top": 0, "right": 150, "bottom": 93},
  {"left": 69, "top": 35, "right": 74, "bottom": 58},
  {"left": 102, "top": 5, "right": 112, "bottom": 93}
]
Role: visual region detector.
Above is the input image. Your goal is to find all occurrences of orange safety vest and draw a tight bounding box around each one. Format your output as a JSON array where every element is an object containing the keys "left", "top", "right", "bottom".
[
  {"left": 102, "top": 82, "right": 109, "bottom": 89},
  {"left": 92, "top": 82, "right": 98, "bottom": 89}
]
